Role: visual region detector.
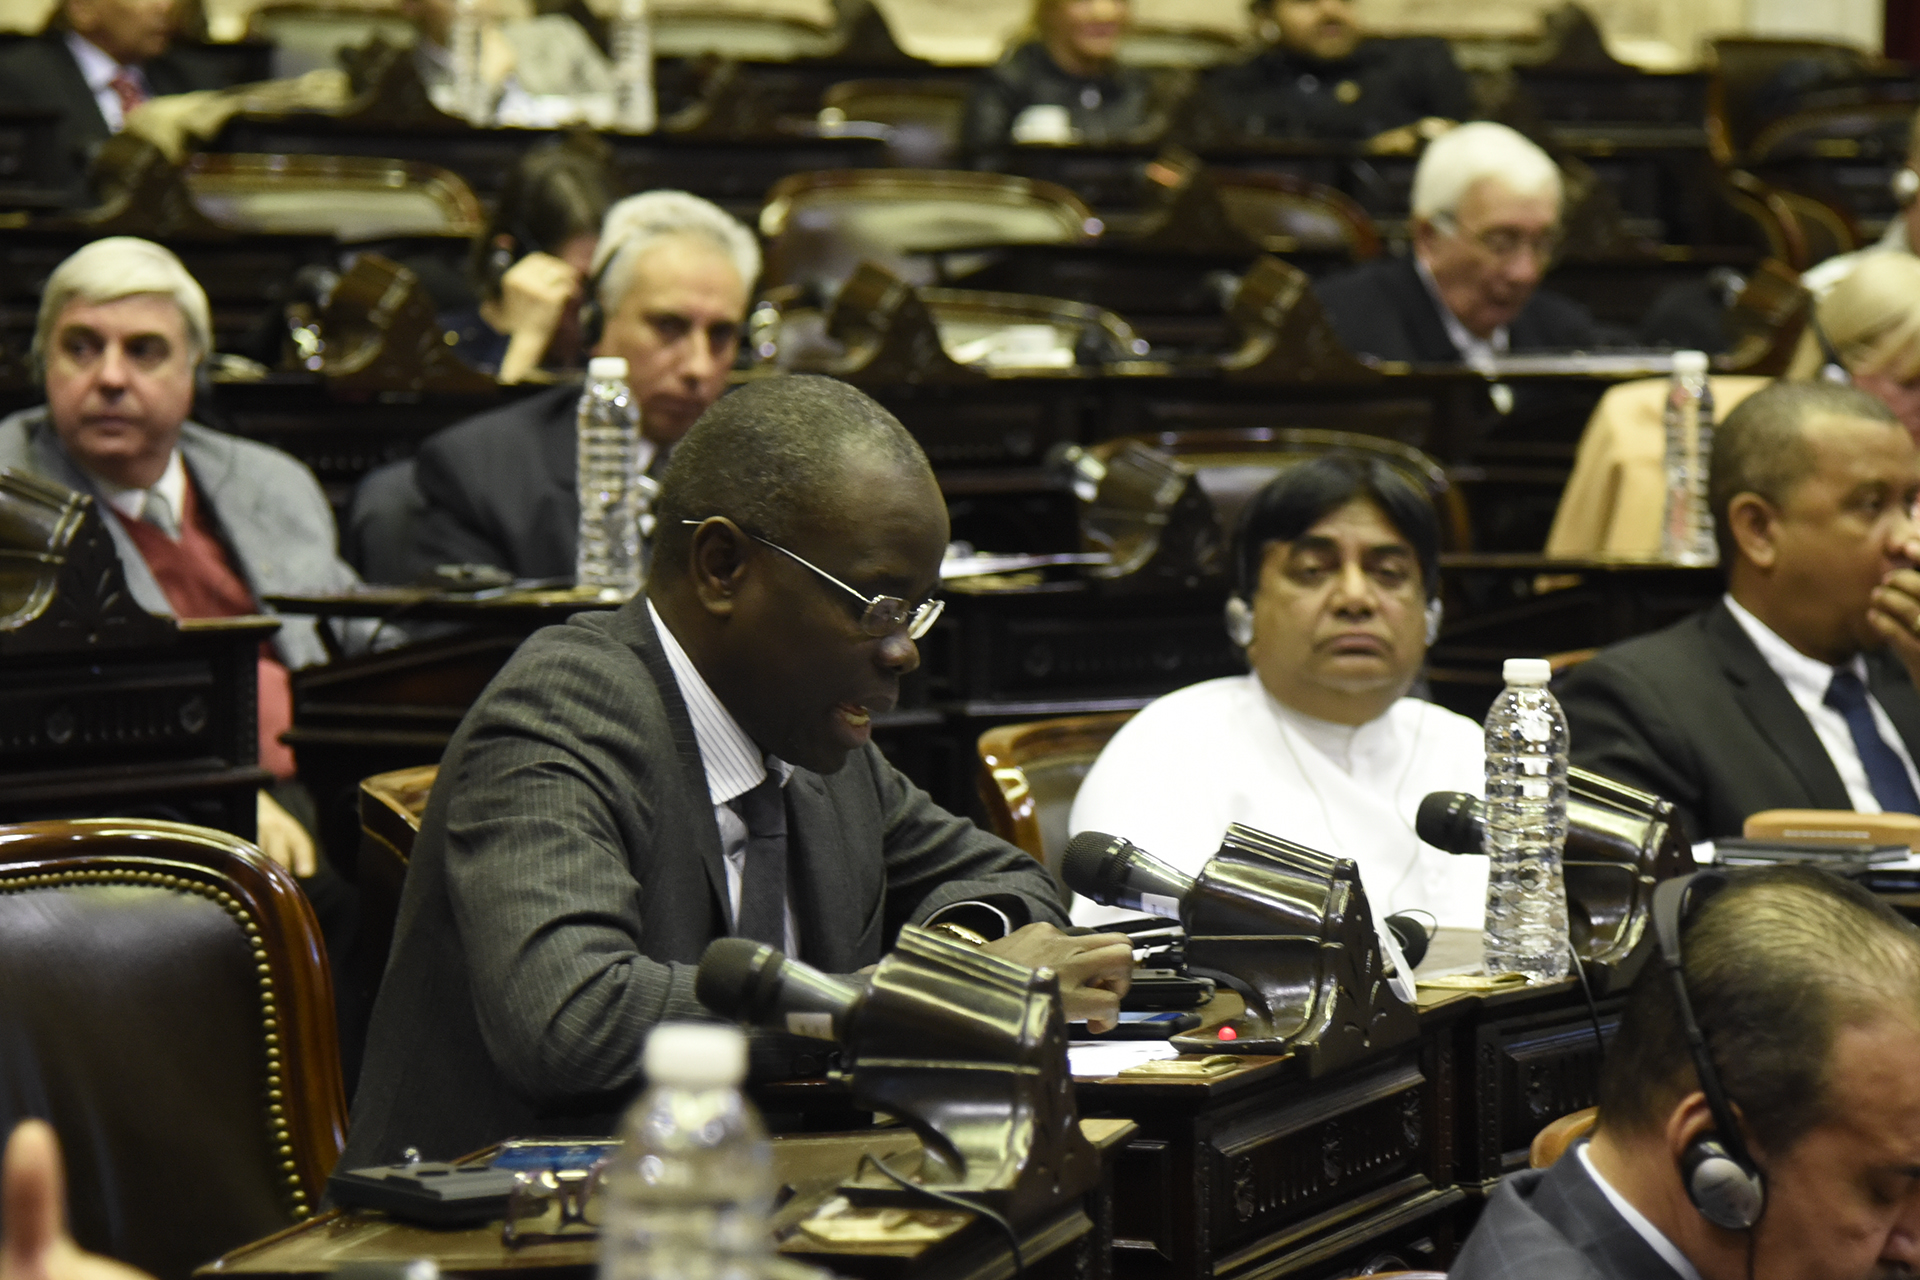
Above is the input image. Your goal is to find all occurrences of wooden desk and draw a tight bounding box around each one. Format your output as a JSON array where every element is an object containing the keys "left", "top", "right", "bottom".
[{"left": 202, "top": 1120, "right": 1136, "bottom": 1280}]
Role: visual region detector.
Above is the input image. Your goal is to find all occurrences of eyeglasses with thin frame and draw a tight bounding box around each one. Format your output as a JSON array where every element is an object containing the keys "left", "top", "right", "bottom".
[
  {"left": 679, "top": 520, "right": 945, "bottom": 640},
  {"left": 1430, "top": 212, "right": 1563, "bottom": 265}
]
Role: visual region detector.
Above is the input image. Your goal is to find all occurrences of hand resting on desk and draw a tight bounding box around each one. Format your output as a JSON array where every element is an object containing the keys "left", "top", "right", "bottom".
[
  {"left": 979, "top": 924, "right": 1133, "bottom": 1032},
  {"left": 2, "top": 1121, "right": 151, "bottom": 1280}
]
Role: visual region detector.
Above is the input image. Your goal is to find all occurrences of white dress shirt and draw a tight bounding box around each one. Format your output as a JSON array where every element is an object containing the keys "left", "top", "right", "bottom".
[
  {"left": 648, "top": 599, "right": 798, "bottom": 952},
  {"left": 1576, "top": 1143, "right": 1704, "bottom": 1280},
  {"left": 65, "top": 31, "right": 142, "bottom": 133},
  {"left": 1723, "top": 594, "right": 1920, "bottom": 812},
  {"left": 1068, "top": 674, "right": 1491, "bottom": 929},
  {"left": 1415, "top": 254, "right": 1510, "bottom": 375},
  {"left": 85, "top": 449, "right": 187, "bottom": 536}
]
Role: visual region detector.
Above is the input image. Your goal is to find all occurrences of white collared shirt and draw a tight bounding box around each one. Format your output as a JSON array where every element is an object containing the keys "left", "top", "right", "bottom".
[
  {"left": 86, "top": 448, "right": 187, "bottom": 537},
  {"left": 648, "top": 599, "right": 798, "bottom": 952},
  {"left": 1414, "top": 254, "right": 1510, "bottom": 374},
  {"left": 1724, "top": 594, "right": 1920, "bottom": 813},
  {"left": 64, "top": 31, "right": 141, "bottom": 133},
  {"left": 1576, "top": 1143, "right": 1704, "bottom": 1280}
]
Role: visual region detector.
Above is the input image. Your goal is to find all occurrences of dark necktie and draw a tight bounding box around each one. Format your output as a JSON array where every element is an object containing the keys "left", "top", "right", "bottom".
[
  {"left": 731, "top": 773, "right": 788, "bottom": 948},
  {"left": 1823, "top": 669, "right": 1920, "bottom": 814},
  {"left": 108, "top": 67, "right": 148, "bottom": 120}
]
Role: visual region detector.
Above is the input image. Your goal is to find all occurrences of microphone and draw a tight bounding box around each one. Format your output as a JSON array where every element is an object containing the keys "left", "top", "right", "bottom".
[
  {"left": 696, "top": 938, "right": 863, "bottom": 1041},
  {"left": 1416, "top": 791, "right": 1486, "bottom": 854},
  {"left": 1383, "top": 913, "right": 1433, "bottom": 967},
  {"left": 1060, "top": 831, "right": 1196, "bottom": 919}
]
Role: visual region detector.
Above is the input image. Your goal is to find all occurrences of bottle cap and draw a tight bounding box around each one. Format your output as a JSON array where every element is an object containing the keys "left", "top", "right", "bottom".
[
  {"left": 587, "top": 356, "right": 630, "bottom": 380},
  {"left": 1671, "top": 350, "right": 1709, "bottom": 376},
  {"left": 1503, "top": 657, "right": 1552, "bottom": 686},
  {"left": 643, "top": 1022, "right": 747, "bottom": 1087}
]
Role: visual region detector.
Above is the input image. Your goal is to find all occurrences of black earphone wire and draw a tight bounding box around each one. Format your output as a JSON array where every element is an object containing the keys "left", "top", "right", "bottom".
[
  {"left": 1568, "top": 940, "right": 1607, "bottom": 1058},
  {"left": 861, "top": 1152, "right": 1024, "bottom": 1280}
]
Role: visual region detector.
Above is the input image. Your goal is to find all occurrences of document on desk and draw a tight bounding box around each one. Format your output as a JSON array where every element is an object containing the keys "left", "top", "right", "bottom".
[{"left": 1067, "top": 1040, "right": 1180, "bottom": 1078}]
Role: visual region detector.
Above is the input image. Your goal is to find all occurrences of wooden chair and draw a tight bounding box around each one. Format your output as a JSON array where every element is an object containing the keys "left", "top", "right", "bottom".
[
  {"left": 759, "top": 168, "right": 1096, "bottom": 294},
  {"left": 0, "top": 819, "right": 346, "bottom": 1280},
  {"left": 976, "top": 712, "right": 1135, "bottom": 884},
  {"left": 352, "top": 764, "right": 437, "bottom": 1015},
  {"left": 1531, "top": 1106, "right": 1600, "bottom": 1168},
  {"left": 1210, "top": 169, "right": 1383, "bottom": 262},
  {"left": 821, "top": 77, "right": 973, "bottom": 140},
  {"left": 1087, "top": 428, "right": 1470, "bottom": 554}
]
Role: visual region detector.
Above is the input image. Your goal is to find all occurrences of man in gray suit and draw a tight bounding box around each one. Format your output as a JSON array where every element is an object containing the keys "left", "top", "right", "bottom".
[
  {"left": 0, "top": 236, "right": 358, "bottom": 875},
  {"left": 1453, "top": 866, "right": 1920, "bottom": 1280},
  {"left": 343, "top": 375, "right": 1133, "bottom": 1166}
]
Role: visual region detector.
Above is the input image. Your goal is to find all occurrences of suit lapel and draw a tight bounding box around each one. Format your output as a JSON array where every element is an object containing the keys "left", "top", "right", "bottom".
[
  {"left": 47, "top": 36, "right": 110, "bottom": 143},
  {"left": 24, "top": 412, "right": 172, "bottom": 616},
  {"left": 1383, "top": 257, "right": 1460, "bottom": 363},
  {"left": 620, "top": 602, "right": 733, "bottom": 922},
  {"left": 1707, "top": 602, "right": 1852, "bottom": 808}
]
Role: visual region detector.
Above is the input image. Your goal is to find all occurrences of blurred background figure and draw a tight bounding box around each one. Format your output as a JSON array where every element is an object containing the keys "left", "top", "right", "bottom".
[
  {"left": 962, "top": 0, "right": 1161, "bottom": 168},
  {"left": 441, "top": 133, "right": 617, "bottom": 383},
  {"left": 1788, "top": 251, "right": 1920, "bottom": 440},
  {"left": 398, "top": 0, "right": 615, "bottom": 126}
]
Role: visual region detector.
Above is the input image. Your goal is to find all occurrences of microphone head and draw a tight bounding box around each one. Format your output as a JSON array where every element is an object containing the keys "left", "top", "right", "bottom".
[
  {"left": 1416, "top": 791, "right": 1485, "bottom": 854},
  {"left": 1061, "top": 831, "right": 1194, "bottom": 916},
  {"left": 696, "top": 937, "right": 786, "bottom": 1021}
]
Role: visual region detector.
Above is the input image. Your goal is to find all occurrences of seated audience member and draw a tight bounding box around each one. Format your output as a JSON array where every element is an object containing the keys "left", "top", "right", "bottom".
[
  {"left": 0, "top": 238, "right": 359, "bottom": 874},
  {"left": 1200, "top": 0, "right": 1471, "bottom": 147},
  {"left": 1801, "top": 105, "right": 1920, "bottom": 298},
  {"left": 398, "top": 0, "right": 614, "bottom": 125},
  {"left": 0, "top": 0, "right": 232, "bottom": 201},
  {"left": 1558, "top": 381, "right": 1920, "bottom": 843},
  {"left": 442, "top": 135, "right": 615, "bottom": 384},
  {"left": 1550, "top": 254, "right": 1920, "bottom": 559},
  {"left": 1068, "top": 455, "right": 1489, "bottom": 928},
  {"left": 2, "top": 1120, "right": 149, "bottom": 1280},
  {"left": 1452, "top": 866, "right": 1920, "bottom": 1280},
  {"left": 407, "top": 190, "right": 755, "bottom": 582},
  {"left": 344, "top": 375, "right": 1131, "bottom": 1165},
  {"left": 1314, "top": 122, "right": 1596, "bottom": 368},
  {"left": 962, "top": 0, "right": 1159, "bottom": 166}
]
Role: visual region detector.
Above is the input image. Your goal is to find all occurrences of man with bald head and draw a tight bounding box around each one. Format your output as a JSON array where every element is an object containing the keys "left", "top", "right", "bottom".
[
  {"left": 343, "top": 375, "right": 1132, "bottom": 1165},
  {"left": 399, "top": 189, "right": 757, "bottom": 582},
  {"left": 1560, "top": 381, "right": 1920, "bottom": 842}
]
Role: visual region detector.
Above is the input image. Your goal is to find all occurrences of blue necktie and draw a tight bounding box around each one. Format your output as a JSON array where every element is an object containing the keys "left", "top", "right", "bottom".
[{"left": 1823, "top": 669, "right": 1920, "bottom": 814}]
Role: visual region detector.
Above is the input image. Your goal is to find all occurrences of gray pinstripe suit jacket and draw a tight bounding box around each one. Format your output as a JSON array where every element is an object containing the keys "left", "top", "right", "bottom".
[
  {"left": 341, "top": 598, "right": 1068, "bottom": 1167},
  {"left": 1450, "top": 1146, "right": 1689, "bottom": 1280}
]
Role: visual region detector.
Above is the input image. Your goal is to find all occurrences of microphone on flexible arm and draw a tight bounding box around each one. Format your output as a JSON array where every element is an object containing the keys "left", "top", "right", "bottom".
[
  {"left": 696, "top": 937, "right": 865, "bottom": 1041},
  {"left": 1416, "top": 791, "right": 1487, "bottom": 856},
  {"left": 1060, "top": 831, "right": 1435, "bottom": 968}
]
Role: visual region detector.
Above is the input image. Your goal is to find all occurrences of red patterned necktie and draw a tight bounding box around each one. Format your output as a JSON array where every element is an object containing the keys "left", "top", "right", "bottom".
[{"left": 108, "top": 67, "right": 148, "bottom": 120}]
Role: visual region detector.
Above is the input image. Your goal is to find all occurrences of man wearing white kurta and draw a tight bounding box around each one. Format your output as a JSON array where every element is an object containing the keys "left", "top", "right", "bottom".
[{"left": 1071, "top": 455, "right": 1490, "bottom": 929}]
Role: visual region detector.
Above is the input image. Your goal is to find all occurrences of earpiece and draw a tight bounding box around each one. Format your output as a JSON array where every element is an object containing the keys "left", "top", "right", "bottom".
[
  {"left": 1224, "top": 595, "right": 1254, "bottom": 648},
  {"left": 1425, "top": 598, "right": 1443, "bottom": 646},
  {"left": 1652, "top": 873, "right": 1767, "bottom": 1232},
  {"left": 1893, "top": 166, "right": 1919, "bottom": 206}
]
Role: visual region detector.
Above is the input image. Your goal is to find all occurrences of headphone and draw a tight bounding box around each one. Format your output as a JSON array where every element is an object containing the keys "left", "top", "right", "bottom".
[
  {"left": 1223, "top": 594, "right": 1443, "bottom": 648},
  {"left": 1893, "top": 166, "right": 1919, "bottom": 207},
  {"left": 1809, "top": 311, "right": 1852, "bottom": 386},
  {"left": 578, "top": 253, "right": 613, "bottom": 352},
  {"left": 1651, "top": 871, "right": 1767, "bottom": 1232}
]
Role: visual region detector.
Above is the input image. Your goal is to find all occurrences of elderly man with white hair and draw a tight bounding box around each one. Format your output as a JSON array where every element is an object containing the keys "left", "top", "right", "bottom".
[
  {"left": 0, "top": 236, "right": 360, "bottom": 874},
  {"left": 404, "top": 189, "right": 759, "bottom": 581},
  {"left": 1315, "top": 121, "right": 1598, "bottom": 368}
]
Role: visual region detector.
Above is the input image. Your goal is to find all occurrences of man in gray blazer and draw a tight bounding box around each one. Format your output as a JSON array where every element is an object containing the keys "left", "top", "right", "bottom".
[
  {"left": 343, "top": 375, "right": 1133, "bottom": 1166},
  {"left": 0, "top": 236, "right": 358, "bottom": 873},
  {"left": 1452, "top": 867, "right": 1920, "bottom": 1280}
]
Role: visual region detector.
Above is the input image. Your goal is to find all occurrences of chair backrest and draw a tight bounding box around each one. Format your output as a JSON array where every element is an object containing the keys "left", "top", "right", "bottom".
[
  {"left": 1088, "top": 428, "right": 1469, "bottom": 554},
  {"left": 0, "top": 819, "right": 346, "bottom": 1280},
  {"left": 350, "top": 765, "right": 437, "bottom": 1045},
  {"left": 1210, "top": 170, "right": 1382, "bottom": 261},
  {"left": 976, "top": 712, "right": 1136, "bottom": 884},
  {"left": 760, "top": 168, "right": 1096, "bottom": 294},
  {"left": 1531, "top": 1106, "right": 1599, "bottom": 1168}
]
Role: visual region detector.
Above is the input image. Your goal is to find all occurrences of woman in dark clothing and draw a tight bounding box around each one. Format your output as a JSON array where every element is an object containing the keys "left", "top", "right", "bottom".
[{"left": 962, "top": 0, "right": 1162, "bottom": 167}]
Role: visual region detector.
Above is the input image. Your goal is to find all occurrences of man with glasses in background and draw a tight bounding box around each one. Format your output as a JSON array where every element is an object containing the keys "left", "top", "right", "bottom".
[
  {"left": 342, "top": 375, "right": 1133, "bottom": 1167},
  {"left": 1313, "top": 121, "right": 1598, "bottom": 368}
]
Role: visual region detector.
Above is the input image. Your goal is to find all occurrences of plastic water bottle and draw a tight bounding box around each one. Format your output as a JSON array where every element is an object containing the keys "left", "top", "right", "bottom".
[
  {"left": 600, "top": 1024, "right": 774, "bottom": 1280},
  {"left": 1482, "top": 658, "right": 1571, "bottom": 982},
  {"left": 611, "top": 0, "right": 656, "bottom": 133},
  {"left": 447, "top": 0, "right": 490, "bottom": 124},
  {"left": 1660, "top": 350, "right": 1717, "bottom": 565},
  {"left": 576, "top": 356, "right": 643, "bottom": 599}
]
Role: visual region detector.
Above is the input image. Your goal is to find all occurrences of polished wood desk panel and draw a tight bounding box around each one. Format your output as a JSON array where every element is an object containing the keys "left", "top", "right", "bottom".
[{"left": 202, "top": 1120, "right": 1137, "bottom": 1280}]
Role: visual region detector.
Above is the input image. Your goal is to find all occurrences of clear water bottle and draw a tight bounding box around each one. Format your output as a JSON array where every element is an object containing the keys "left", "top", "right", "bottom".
[
  {"left": 577, "top": 356, "right": 643, "bottom": 599},
  {"left": 447, "top": 0, "right": 490, "bottom": 124},
  {"left": 611, "top": 0, "right": 656, "bottom": 133},
  {"left": 1660, "top": 349, "right": 1717, "bottom": 565},
  {"left": 1482, "top": 657, "right": 1571, "bottom": 983},
  {"left": 600, "top": 1024, "right": 774, "bottom": 1280}
]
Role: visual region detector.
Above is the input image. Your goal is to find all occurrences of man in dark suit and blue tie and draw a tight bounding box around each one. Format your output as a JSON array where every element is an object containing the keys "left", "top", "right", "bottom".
[
  {"left": 342, "top": 374, "right": 1133, "bottom": 1167},
  {"left": 1558, "top": 381, "right": 1920, "bottom": 843}
]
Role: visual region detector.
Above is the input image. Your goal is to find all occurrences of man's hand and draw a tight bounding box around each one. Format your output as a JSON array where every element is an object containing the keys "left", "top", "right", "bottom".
[
  {"left": 255, "top": 790, "right": 317, "bottom": 878},
  {"left": 1870, "top": 537, "right": 1920, "bottom": 684},
  {"left": 3, "top": 1120, "right": 153, "bottom": 1280},
  {"left": 978, "top": 923, "right": 1133, "bottom": 1032},
  {"left": 493, "top": 252, "right": 584, "bottom": 384}
]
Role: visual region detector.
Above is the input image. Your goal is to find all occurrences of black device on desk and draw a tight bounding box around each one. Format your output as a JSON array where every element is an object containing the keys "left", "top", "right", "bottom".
[
  {"left": 328, "top": 1160, "right": 521, "bottom": 1226},
  {"left": 1070, "top": 1009, "right": 1203, "bottom": 1039}
]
